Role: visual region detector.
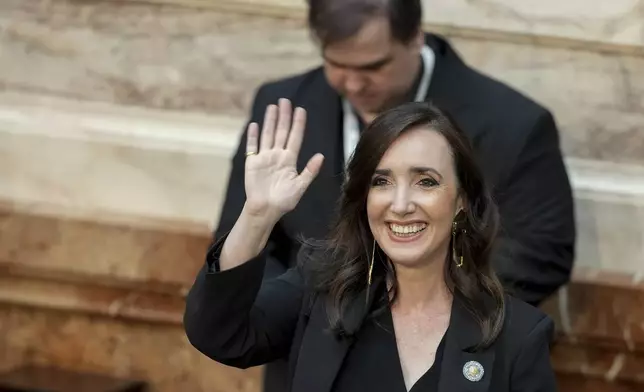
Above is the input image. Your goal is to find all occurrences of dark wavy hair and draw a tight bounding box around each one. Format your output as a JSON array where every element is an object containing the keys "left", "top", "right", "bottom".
[{"left": 305, "top": 102, "right": 505, "bottom": 349}]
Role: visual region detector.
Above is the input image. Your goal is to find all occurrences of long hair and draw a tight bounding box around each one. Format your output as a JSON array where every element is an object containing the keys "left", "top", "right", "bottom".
[{"left": 304, "top": 102, "right": 505, "bottom": 349}]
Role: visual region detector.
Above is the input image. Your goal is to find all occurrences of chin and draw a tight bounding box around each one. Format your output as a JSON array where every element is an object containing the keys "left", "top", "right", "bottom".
[
  {"left": 375, "top": 225, "right": 438, "bottom": 268},
  {"left": 351, "top": 98, "right": 384, "bottom": 114},
  {"left": 386, "top": 254, "right": 427, "bottom": 268},
  {"left": 379, "top": 243, "right": 429, "bottom": 268}
]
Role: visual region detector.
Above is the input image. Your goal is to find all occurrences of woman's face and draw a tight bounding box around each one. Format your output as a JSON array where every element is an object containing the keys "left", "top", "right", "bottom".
[{"left": 366, "top": 126, "right": 463, "bottom": 269}]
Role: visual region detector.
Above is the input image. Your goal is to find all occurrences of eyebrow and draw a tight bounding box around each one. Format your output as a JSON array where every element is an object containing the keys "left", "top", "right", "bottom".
[
  {"left": 324, "top": 54, "right": 394, "bottom": 71},
  {"left": 374, "top": 167, "right": 444, "bottom": 180}
]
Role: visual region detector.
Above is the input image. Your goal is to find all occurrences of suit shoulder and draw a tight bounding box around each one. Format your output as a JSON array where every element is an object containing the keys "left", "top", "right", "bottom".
[
  {"left": 254, "top": 67, "right": 325, "bottom": 102},
  {"left": 502, "top": 295, "right": 553, "bottom": 339},
  {"left": 461, "top": 66, "right": 550, "bottom": 121},
  {"left": 496, "top": 295, "right": 556, "bottom": 376}
]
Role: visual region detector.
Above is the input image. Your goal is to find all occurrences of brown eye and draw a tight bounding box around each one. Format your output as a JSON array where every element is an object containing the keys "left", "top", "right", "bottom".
[
  {"left": 371, "top": 177, "right": 389, "bottom": 187},
  {"left": 418, "top": 178, "right": 439, "bottom": 187}
]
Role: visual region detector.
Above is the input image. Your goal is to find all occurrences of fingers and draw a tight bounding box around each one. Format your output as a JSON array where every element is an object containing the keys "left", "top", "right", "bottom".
[
  {"left": 258, "top": 99, "right": 307, "bottom": 153},
  {"left": 273, "top": 99, "right": 292, "bottom": 149},
  {"left": 246, "top": 122, "right": 259, "bottom": 156},
  {"left": 286, "top": 107, "right": 307, "bottom": 155},
  {"left": 259, "top": 104, "right": 277, "bottom": 151},
  {"left": 297, "top": 153, "right": 325, "bottom": 190}
]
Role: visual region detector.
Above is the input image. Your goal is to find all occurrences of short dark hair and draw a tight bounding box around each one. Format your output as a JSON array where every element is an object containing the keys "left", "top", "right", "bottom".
[
  {"left": 307, "top": 0, "right": 422, "bottom": 46},
  {"left": 305, "top": 102, "right": 505, "bottom": 350}
]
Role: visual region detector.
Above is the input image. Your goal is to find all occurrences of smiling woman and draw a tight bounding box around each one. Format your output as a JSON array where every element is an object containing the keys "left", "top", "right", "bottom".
[
  {"left": 184, "top": 99, "right": 557, "bottom": 392},
  {"left": 306, "top": 101, "right": 503, "bottom": 351}
]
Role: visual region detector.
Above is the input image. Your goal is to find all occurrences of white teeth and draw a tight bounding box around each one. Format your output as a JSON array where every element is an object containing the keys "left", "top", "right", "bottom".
[{"left": 389, "top": 223, "right": 427, "bottom": 236}]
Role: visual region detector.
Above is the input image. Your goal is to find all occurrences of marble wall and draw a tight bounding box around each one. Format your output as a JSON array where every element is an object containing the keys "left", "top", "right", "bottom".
[
  {"left": 1, "top": 0, "right": 643, "bottom": 165},
  {"left": 418, "top": 0, "right": 644, "bottom": 47},
  {"left": 0, "top": 2, "right": 643, "bottom": 389},
  {"left": 132, "top": 0, "right": 644, "bottom": 48},
  {"left": 1, "top": 0, "right": 644, "bottom": 275}
]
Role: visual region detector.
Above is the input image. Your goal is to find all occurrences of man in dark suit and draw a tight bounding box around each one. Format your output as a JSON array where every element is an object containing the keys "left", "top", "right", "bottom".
[{"left": 214, "top": 0, "right": 575, "bottom": 390}]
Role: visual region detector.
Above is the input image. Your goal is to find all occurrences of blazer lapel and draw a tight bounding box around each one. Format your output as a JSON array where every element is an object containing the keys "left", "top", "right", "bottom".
[
  {"left": 293, "top": 73, "right": 344, "bottom": 238},
  {"left": 290, "top": 279, "right": 382, "bottom": 392},
  {"left": 438, "top": 296, "right": 496, "bottom": 392},
  {"left": 423, "top": 33, "right": 495, "bottom": 181},
  {"left": 424, "top": 33, "right": 491, "bottom": 144},
  {"left": 424, "top": 33, "right": 469, "bottom": 114},
  {"left": 298, "top": 72, "right": 343, "bottom": 181}
]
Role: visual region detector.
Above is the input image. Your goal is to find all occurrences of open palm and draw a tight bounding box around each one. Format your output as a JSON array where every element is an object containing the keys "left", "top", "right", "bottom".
[{"left": 244, "top": 99, "right": 324, "bottom": 221}]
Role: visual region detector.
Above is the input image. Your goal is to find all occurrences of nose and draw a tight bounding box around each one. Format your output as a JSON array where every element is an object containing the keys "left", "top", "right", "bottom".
[
  {"left": 389, "top": 186, "right": 415, "bottom": 216},
  {"left": 343, "top": 71, "right": 367, "bottom": 95}
]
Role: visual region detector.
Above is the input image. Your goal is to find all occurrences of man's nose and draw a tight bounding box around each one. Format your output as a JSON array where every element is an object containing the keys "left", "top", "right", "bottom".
[{"left": 343, "top": 71, "right": 367, "bottom": 95}]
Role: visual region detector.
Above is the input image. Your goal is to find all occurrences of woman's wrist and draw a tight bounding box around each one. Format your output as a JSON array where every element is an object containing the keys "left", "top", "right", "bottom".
[
  {"left": 218, "top": 205, "right": 280, "bottom": 271},
  {"left": 239, "top": 203, "right": 282, "bottom": 231}
]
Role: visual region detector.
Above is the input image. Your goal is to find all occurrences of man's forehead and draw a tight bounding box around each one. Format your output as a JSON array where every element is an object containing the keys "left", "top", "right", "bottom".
[
  {"left": 322, "top": 17, "right": 393, "bottom": 55},
  {"left": 323, "top": 50, "right": 394, "bottom": 70},
  {"left": 322, "top": 40, "right": 397, "bottom": 69}
]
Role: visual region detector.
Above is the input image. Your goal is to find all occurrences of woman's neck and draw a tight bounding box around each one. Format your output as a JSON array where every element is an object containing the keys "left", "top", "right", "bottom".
[{"left": 391, "top": 254, "right": 453, "bottom": 315}]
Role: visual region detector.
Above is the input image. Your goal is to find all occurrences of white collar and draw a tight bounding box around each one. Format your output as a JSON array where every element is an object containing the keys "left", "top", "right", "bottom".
[{"left": 342, "top": 45, "right": 435, "bottom": 164}]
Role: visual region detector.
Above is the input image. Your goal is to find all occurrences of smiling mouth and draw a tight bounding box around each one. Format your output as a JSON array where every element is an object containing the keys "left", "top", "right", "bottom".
[{"left": 388, "top": 223, "right": 428, "bottom": 237}]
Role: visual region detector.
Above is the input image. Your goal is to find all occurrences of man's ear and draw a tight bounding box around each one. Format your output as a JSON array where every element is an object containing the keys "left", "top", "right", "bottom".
[{"left": 413, "top": 29, "right": 425, "bottom": 50}]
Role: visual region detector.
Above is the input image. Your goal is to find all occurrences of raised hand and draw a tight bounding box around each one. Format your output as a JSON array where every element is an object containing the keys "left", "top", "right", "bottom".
[{"left": 243, "top": 99, "right": 324, "bottom": 223}]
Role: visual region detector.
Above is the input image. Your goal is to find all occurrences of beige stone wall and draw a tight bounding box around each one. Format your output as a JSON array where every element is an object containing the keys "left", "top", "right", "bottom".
[
  {"left": 1, "top": 0, "right": 643, "bottom": 164},
  {"left": 0, "top": 1, "right": 643, "bottom": 390},
  {"left": 1, "top": 0, "right": 643, "bottom": 274}
]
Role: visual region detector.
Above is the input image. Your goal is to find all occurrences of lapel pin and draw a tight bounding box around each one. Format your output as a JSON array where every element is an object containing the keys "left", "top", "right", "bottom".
[{"left": 463, "top": 360, "right": 484, "bottom": 382}]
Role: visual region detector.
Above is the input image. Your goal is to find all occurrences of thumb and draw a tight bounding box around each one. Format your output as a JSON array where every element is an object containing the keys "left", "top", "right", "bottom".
[{"left": 297, "top": 153, "right": 325, "bottom": 191}]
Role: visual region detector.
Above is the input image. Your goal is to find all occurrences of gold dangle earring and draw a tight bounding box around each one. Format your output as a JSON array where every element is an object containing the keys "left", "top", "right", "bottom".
[
  {"left": 367, "top": 240, "right": 375, "bottom": 287},
  {"left": 365, "top": 240, "right": 376, "bottom": 305},
  {"left": 452, "top": 221, "right": 464, "bottom": 268}
]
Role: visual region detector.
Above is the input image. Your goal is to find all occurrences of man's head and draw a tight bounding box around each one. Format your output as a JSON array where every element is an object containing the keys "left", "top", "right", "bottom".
[{"left": 308, "top": 0, "right": 424, "bottom": 116}]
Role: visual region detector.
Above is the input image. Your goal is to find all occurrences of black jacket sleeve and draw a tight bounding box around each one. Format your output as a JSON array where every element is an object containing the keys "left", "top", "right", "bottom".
[
  {"left": 510, "top": 316, "right": 557, "bottom": 391},
  {"left": 213, "top": 85, "right": 291, "bottom": 279},
  {"left": 183, "top": 238, "right": 306, "bottom": 368},
  {"left": 493, "top": 111, "right": 576, "bottom": 305}
]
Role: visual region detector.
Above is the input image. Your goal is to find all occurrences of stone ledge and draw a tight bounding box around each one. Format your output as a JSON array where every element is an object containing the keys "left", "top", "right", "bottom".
[
  {"left": 552, "top": 342, "right": 644, "bottom": 385},
  {"left": 557, "top": 374, "right": 643, "bottom": 392},
  {"left": 0, "top": 261, "right": 187, "bottom": 325},
  {"left": 0, "top": 207, "right": 212, "bottom": 288},
  {"left": 542, "top": 268, "right": 644, "bottom": 385},
  {"left": 567, "top": 159, "right": 644, "bottom": 206},
  {"left": 0, "top": 305, "right": 260, "bottom": 392},
  {"left": 0, "top": 91, "right": 242, "bottom": 230},
  {"left": 2, "top": 90, "right": 643, "bottom": 206},
  {"left": 0, "top": 91, "right": 242, "bottom": 158}
]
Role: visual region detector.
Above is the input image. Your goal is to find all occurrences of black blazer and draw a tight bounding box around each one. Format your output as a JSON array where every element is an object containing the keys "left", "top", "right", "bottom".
[
  {"left": 215, "top": 33, "right": 575, "bottom": 306},
  {"left": 184, "top": 241, "right": 558, "bottom": 392}
]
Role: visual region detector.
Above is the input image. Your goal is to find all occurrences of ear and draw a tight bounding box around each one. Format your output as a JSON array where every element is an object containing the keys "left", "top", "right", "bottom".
[
  {"left": 455, "top": 193, "right": 466, "bottom": 219},
  {"left": 416, "top": 29, "right": 425, "bottom": 49},
  {"left": 413, "top": 29, "right": 425, "bottom": 50}
]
